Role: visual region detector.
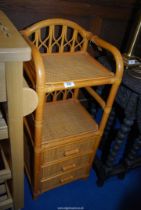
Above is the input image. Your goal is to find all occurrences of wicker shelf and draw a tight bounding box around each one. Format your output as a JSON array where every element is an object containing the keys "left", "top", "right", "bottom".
[
  {"left": 26, "top": 99, "right": 98, "bottom": 145},
  {"left": 42, "top": 99, "right": 98, "bottom": 144},
  {"left": 42, "top": 52, "right": 114, "bottom": 85}
]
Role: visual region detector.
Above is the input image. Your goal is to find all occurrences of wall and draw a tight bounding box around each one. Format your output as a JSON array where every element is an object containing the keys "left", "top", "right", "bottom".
[{"left": 0, "top": 0, "right": 140, "bottom": 49}]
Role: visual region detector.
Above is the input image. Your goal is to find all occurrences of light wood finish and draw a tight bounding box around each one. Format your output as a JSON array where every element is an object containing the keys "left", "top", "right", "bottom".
[
  {"left": 5, "top": 62, "right": 24, "bottom": 209},
  {"left": 41, "top": 100, "right": 97, "bottom": 144},
  {"left": 22, "top": 18, "right": 123, "bottom": 197},
  {"left": 0, "top": 11, "right": 30, "bottom": 62},
  {"left": 42, "top": 53, "right": 113, "bottom": 83},
  {"left": 0, "top": 63, "right": 6, "bottom": 102},
  {"left": 41, "top": 135, "right": 96, "bottom": 164},
  {"left": 0, "top": 10, "right": 33, "bottom": 210},
  {"left": 41, "top": 152, "right": 93, "bottom": 179},
  {"left": 41, "top": 166, "right": 90, "bottom": 192},
  {"left": 41, "top": 52, "right": 114, "bottom": 92},
  {"left": 23, "top": 78, "right": 38, "bottom": 117},
  {"left": 85, "top": 87, "right": 106, "bottom": 109}
]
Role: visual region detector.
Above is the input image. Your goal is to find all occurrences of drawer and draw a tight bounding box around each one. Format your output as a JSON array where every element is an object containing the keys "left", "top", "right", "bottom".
[
  {"left": 41, "top": 152, "right": 93, "bottom": 179},
  {"left": 40, "top": 166, "right": 89, "bottom": 192},
  {"left": 42, "top": 135, "right": 96, "bottom": 164}
]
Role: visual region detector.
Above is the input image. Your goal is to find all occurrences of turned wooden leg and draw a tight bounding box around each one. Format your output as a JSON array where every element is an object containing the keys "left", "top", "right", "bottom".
[
  {"left": 105, "top": 92, "right": 138, "bottom": 168},
  {"left": 125, "top": 135, "right": 141, "bottom": 166},
  {"left": 105, "top": 116, "right": 135, "bottom": 168}
]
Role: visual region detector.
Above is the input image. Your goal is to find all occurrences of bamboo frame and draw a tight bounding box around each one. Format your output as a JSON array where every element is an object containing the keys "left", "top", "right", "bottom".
[
  {"left": 85, "top": 87, "right": 106, "bottom": 109},
  {"left": 22, "top": 18, "right": 123, "bottom": 197}
]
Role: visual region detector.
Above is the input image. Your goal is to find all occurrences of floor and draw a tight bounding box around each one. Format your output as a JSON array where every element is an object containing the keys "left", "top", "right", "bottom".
[{"left": 22, "top": 166, "right": 141, "bottom": 210}]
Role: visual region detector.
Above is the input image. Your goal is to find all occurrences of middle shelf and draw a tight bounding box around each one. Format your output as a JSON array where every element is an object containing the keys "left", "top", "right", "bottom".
[{"left": 25, "top": 98, "right": 98, "bottom": 146}]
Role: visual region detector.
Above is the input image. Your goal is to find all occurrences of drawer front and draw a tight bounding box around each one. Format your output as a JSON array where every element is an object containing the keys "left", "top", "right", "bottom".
[
  {"left": 41, "top": 152, "right": 93, "bottom": 179},
  {"left": 41, "top": 136, "right": 95, "bottom": 164},
  {"left": 41, "top": 166, "right": 89, "bottom": 192}
]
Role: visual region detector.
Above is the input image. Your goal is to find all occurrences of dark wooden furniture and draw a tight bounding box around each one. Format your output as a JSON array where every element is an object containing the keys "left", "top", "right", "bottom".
[{"left": 93, "top": 69, "right": 141, "bottom": 186}]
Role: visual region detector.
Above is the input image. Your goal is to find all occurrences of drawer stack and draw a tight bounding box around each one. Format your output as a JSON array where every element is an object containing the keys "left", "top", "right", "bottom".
[
  {"left": 24, "top": 99, "right": 99, "bottom": 194},
  {"left": 40, "top": 135, "right": 97, "bottom": 192}
]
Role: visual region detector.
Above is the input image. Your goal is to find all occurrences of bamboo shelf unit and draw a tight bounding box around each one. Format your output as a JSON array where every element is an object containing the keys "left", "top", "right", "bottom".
[
  {"left": 0, "top": 10, "right": 38, "bottom": 210},
  {"left": 22, "top": 18, "right": 124, "bottom": 197}
]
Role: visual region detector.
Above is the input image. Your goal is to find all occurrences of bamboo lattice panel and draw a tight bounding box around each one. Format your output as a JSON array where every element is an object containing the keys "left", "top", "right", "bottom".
[{"left": 29, "top": 21, "right": 88, "bottom": 53}]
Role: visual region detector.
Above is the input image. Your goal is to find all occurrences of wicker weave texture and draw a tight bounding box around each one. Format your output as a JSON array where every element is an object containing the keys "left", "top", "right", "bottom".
[
  {"left": 41, "top": 152, "right": 92, "bottom": 179},
  {"left": 42, "top": 99, "right": 98, "bottom": 143},
  {"left": 41, "top": 136, "right": 96, "bottom": 163},
  {"left": 40, "top": 166, "right": 89, "bottom": 192},
  {"left": 42, "top": 52, "right": 114, "bottom": 84},
  {"left": 22, "top": 18, "right": 124, "bottom": 197}
]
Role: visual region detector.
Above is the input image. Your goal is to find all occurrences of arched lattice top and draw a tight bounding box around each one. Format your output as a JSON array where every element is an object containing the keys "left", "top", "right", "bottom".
[{"left": 23, "top": 19, "right": 92, "bottom": 53}]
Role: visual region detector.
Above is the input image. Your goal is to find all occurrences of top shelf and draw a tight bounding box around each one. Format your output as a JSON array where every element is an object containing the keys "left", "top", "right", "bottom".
[{"left": 41, "top": 52, "right": 115, "bottom": 92}]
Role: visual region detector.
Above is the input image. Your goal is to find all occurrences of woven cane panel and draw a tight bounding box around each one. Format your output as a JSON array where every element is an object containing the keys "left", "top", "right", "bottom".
[
  {"left": 42, "top": 52, "right": 114, "bottom": 84},
  {"left": 42, "top": 99, "right": 98, "bottom": 143},
  {"left": 40, "top": 166, "right": 89, "bottom": 192},
  {"left": 41, "top": 136, "right": 95, "bottom": 163},
  {"left": 41, "top": 152, "right": 92, "bottom": 179}
]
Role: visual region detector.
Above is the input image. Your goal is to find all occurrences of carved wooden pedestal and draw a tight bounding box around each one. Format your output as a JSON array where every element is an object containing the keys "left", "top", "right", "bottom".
[{"left": 93, "top": 69, "right": 141, "bottom": 186}]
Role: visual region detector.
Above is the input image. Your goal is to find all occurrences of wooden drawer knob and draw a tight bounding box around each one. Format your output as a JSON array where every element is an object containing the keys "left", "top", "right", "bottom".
[
  {"left": 62, "top": 163, "right": 76, "bottom": 172},
  {"left": 60, "top": 175, "right": 74, "bottom": 183},
  {"left": 64, "top": 148, "right": 79, "bottom": 156}
]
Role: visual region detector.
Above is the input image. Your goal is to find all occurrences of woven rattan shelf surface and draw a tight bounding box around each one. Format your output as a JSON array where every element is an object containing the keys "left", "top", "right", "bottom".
[
  {"left": 42, "top": 99, "right": 98, "bottom": 144},
  {"left": 42, "top": 52, "right": 114, "bottom": 85}
]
